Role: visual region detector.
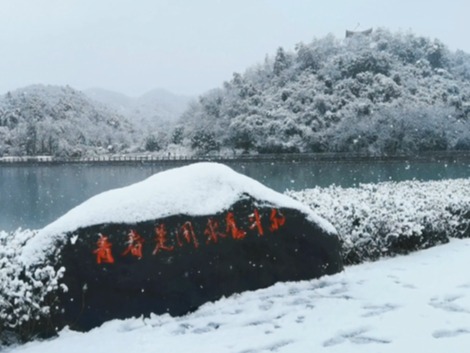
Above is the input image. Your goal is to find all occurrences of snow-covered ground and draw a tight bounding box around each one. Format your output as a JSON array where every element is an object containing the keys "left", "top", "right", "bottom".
[{"left": 5, "top": 238, "right": 470, "bottom": 353}]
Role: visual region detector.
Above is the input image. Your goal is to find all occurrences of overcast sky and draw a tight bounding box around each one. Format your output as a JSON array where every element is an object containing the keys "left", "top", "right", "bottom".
[{"left": 0, "top": 0, "right": 468, "bottom": 97}]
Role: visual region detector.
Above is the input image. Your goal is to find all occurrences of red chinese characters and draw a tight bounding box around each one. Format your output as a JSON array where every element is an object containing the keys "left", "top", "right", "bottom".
[
  {"left": 92, "top": 208, "right": 288, "bottom": 264},
  {"left": 249, "top": 208, "right": 264, "bottom": 236},
  {"left": 122, "top": 229, "right": 145, "bottom": 259},
  {"left": 226, "top": 212, "right": 246, "bottom": 240},
  {"left": 204, "top": 218, "right": 227, "bottom": 244},
  {"left": 94, "top": 233, "right": 115, "bottom": 264},
  {"left": 177, "top": 221, "right": 199, "bottom": 249},
  {"left": 153, "top": 224, "right": 174, "bottom": 254},
  {"left": 269, "top": 209, "right": 286, "bottom": 232}
]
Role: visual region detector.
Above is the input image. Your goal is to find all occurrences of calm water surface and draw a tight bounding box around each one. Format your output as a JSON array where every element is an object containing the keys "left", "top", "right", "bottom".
[{"left": 1, "top": 159, "right": 468, "bottom": 231}]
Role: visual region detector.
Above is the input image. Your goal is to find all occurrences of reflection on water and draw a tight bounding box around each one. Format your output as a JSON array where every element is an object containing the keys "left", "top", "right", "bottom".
[{"left": 1, "top": 159, "right": 468, "bottom": 231}]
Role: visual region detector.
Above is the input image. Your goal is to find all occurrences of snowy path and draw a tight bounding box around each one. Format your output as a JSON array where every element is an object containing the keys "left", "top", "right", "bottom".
[{"left": 6, "top": 239, "right": 470, "bottom": 353}]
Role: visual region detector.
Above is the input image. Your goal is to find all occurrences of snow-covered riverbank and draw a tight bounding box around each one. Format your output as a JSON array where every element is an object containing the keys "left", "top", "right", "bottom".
[{"left": 2, "top": 177, "right": 470, "bottom": 351}]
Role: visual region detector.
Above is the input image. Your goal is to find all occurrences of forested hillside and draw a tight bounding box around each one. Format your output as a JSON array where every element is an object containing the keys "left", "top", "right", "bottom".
[
  {"left": 176, "top": 28, "right": 470, "bottom": 155},
  {"left": 0, "top": 85, "right": 137, "bottom": 157},
  {"left": 1, "top": 29, "right": 469, "bottom": 158}
]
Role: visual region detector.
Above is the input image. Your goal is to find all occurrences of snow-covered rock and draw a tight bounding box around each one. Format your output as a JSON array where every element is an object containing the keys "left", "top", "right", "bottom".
[{"left": 10, "top": 163, "right": 342, "bottom": 341}]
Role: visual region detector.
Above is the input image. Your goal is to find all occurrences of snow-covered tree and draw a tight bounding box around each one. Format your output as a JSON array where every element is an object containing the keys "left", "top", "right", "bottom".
[
  {"left": 176, "top": 28, "right": 470, "bottom": 155},
  {"left": 0, "top": 85, "right": 138, "bottom": 157}
]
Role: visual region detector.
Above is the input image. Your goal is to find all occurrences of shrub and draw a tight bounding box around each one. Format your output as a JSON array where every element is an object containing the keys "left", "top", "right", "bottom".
[
  {"left": 287, "top": 178, "right": 470, "bottom": 264},
  {"left": 0, "top": 229, "right": 66, "bottom": 345}
]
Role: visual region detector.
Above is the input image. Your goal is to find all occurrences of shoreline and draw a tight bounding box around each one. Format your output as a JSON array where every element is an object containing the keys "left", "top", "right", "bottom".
[{"left": 1, "top": 150, "right": 470, "bottom": 165}]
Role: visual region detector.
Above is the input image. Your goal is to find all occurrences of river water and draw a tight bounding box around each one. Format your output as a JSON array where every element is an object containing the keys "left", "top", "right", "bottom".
[{"left": 1, "top": 158, "right": 469, "bottom": 231}]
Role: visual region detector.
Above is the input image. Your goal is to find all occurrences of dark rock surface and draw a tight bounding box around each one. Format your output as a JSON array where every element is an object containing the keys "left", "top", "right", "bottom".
[{"left": 57, "top": 197, "right": 343, "bottom": 331}]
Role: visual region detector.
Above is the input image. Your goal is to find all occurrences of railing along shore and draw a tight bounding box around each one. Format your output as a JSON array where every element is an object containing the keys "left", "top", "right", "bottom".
[{"left": 1, "top": 151, "right": 470, "bottom": 165}]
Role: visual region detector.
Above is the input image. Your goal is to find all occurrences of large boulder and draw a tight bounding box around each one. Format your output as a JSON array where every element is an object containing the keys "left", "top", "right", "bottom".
[{"left": 17, "top": 162, "right": 343, "bottom": 338}]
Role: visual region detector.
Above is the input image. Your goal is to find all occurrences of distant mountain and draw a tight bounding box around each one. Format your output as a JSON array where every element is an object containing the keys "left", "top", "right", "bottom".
[
  {"left": 83, "top": 88, "right": 133, "bottom": 115},
  {"left": 0, "top": 85, "right": 137, "bottom": 157},
  {"left": 84, "top": 88, "right": 193, "bottom": 128}
]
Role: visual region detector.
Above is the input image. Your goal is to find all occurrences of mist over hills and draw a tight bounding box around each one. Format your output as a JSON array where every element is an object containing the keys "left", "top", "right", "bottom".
[
  {"left": 0, "top": 85, "right": 192, "bottom": 157},
  {"left": 84, "top": 88, "right": 193, "bottom": 128},
  {"left": 1, "top": 28, "right": 470, "bottom": 158},
  {"left": 83, "top": 88, "right": 133, "bottom": 115}
]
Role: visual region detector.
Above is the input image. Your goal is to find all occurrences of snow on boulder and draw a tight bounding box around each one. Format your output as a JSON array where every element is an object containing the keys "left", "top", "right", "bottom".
[{"left": 19, "top": 163, "right": 343, "bottom": 336}]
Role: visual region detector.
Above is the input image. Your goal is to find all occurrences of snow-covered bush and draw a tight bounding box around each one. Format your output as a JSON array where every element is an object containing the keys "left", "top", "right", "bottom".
[
  {"left": 0, "top": 229, "right": 66, "bottom": 345},
  {"left": 287, "top": 178, "right": 470, "bottom": 264}
]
